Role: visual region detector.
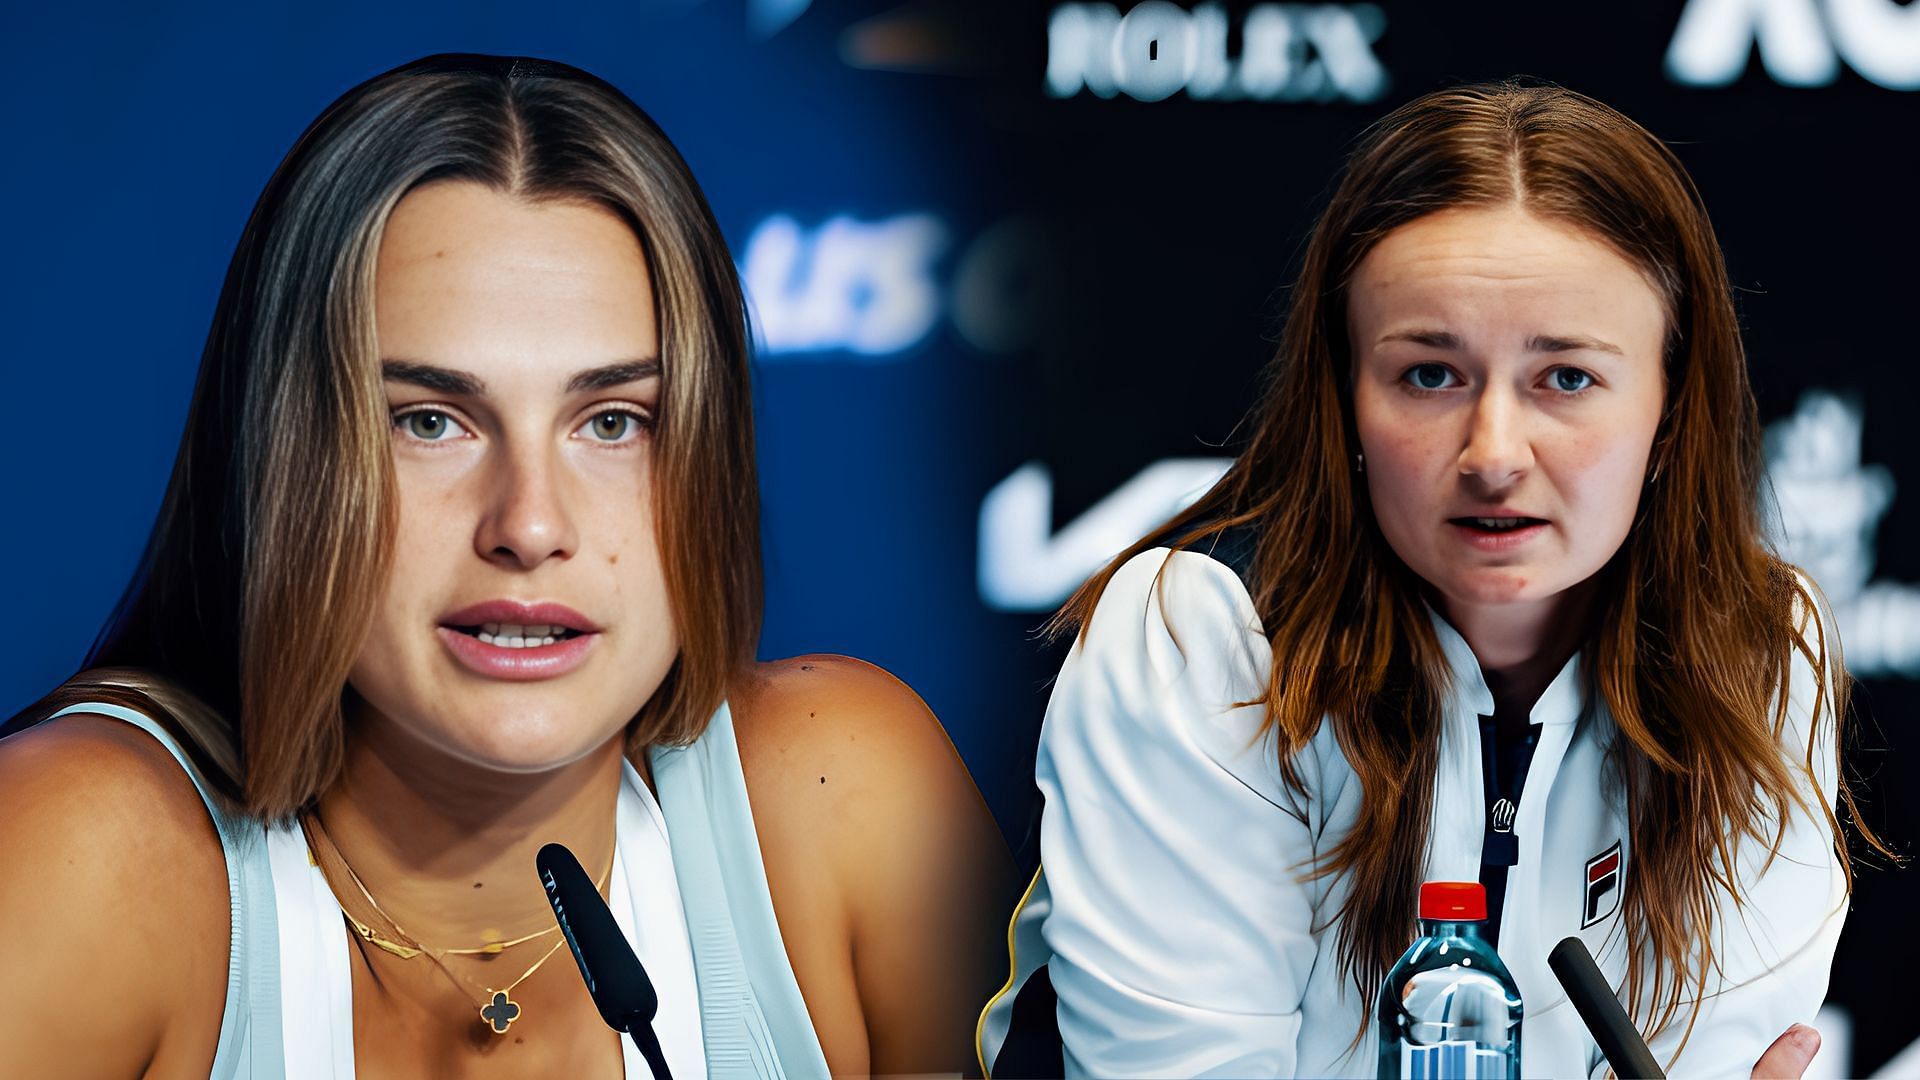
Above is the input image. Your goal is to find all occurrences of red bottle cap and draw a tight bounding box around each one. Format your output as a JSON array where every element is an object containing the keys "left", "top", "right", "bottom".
[{"left": 1419, "top": 881, "right": 1487, "bottom": 921}]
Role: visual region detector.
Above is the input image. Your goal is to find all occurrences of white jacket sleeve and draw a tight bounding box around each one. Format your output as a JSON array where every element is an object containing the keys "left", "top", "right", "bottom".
[
  {"left": 1036, "top": 547, "right": 1320, "bottom": 1077},
  {"left": 1636, "top": 572, "right": 1851, "bottom": 1079}
]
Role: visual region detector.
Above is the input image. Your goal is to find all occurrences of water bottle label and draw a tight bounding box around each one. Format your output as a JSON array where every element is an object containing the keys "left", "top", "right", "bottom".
[{"left": 1399, "top": 1040, "right": 1509, "bottom": 1079}]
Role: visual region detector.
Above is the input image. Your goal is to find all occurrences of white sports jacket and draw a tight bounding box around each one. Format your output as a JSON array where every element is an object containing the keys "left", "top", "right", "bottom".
[{"left": 978, "top": 543, "right": 1845, "bottom": 1078}]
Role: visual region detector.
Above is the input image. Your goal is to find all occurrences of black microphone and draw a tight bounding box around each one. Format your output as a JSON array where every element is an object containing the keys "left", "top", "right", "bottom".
[
  {"left": 1548, "top": 936, "right": 1665, "bottom": 1079},
  {"left": 538, "top": 842, "right": 674, "bottom": 1080}
]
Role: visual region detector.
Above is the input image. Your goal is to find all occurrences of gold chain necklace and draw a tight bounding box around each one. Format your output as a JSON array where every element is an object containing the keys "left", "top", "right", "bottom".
[{"left": 301, "top": 810, "right": 614, "bottom": 1035}]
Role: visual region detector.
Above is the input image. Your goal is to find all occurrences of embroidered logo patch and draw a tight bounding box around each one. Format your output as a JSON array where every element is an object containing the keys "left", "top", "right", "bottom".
[{"left": 1583, "top": 841, "right": 1622, "bottom": 928}]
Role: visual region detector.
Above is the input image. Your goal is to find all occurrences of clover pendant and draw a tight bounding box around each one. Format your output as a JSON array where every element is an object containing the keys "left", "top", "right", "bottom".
[{"left": 480, "top": 989, "right": 521, "bottom": 1034}]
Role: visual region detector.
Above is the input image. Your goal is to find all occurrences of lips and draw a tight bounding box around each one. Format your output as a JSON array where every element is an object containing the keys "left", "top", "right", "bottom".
[
  {"left": 439, "top": 600, "right": 601, "bottom": 634},
  {"left": 434, "top": 600, "right": 601, "bottom": 682},
  {"left": 1449, "top": 519, "right": 1549, "bottom": 551},
  {"left": 437, "top": 625, "right": 598, "bottom": 681},
  {"left": 1446, "top": 506, "right": 1547, "bottom": 528},
  {"left": 1448, "top": 516, "right": 1549, "bottom": 531}
]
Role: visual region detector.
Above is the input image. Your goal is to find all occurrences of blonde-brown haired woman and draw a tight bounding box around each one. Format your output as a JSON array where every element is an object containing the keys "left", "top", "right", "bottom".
[
  {"left": 978, "top": 81, "right": 1886, "bottom": 1078},
  {"left": 0, "top": 54, "right": 1012, "bottom": 1078}
]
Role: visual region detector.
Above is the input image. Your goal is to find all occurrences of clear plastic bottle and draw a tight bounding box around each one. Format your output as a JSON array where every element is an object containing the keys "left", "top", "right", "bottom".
[{"left": 1375, "top": 881, "right": 1523, "bottom": 1079}]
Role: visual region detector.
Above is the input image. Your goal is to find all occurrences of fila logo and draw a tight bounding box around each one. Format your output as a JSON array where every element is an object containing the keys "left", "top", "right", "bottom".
[{"left": 1583, "top": 842, "right": 1623, "bottom": 928}]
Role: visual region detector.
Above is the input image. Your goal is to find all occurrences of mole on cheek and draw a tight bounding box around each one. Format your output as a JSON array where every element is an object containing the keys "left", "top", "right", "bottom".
[{"left": 608, "top": 553, "right": 619, "bottom": 565}]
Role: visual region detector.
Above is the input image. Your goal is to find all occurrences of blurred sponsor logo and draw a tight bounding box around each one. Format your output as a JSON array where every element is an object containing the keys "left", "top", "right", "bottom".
[
  {"left": 1765, "top": 390, "right": 1917, "bottom": 678},
  {"left": 1046, "top": 2, "right": 1388, "bottom": 103},
  {"left": 1668, "top": 0, "right": 1920, "bottom": 90},
  {"left": 978, "top": 458, "right": 1230, "bottom": 611},
  {"left": 742, "top": 213, "right": 1053, "bottom": 359},
  {"left": 743, "top": 214, "right": 947, "bottom": 356}
]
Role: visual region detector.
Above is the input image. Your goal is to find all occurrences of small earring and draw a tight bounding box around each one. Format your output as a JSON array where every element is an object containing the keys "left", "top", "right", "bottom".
[{"left": 1355, "top": 452, "right": 1366, "bottom": 474}]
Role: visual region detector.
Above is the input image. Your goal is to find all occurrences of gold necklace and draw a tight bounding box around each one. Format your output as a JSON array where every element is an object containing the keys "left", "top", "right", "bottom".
[{"left": 301, "top": 810, "right": 614, "bottom": 1035}]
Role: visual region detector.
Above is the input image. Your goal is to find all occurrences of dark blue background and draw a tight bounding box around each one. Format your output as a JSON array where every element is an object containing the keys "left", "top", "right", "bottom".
[{"left": 1, "top": 0, "right": 1041, "bottom": 834}]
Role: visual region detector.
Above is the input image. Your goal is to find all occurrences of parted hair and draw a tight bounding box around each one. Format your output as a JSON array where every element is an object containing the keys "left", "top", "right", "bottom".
[
  {"left": 1055, "top": 79, "right": 1888, "bottom": 1057},
  {"left": 9, "top": 54, "right": 761, "bottom": 821}
]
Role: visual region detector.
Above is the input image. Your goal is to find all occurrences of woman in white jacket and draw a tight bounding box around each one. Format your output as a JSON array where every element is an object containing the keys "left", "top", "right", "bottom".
[{"left": 979, "top": 81, "right": 1885, "bottom": 1078}]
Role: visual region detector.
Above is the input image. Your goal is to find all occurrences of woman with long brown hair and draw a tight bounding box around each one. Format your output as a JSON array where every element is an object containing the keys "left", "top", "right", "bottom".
[
  {"left": 978, "top": 81, "right": 1882, "bottom": 1077},
  {"left": 0, "top": 54, "right": 1011, "bottom": 1077}
]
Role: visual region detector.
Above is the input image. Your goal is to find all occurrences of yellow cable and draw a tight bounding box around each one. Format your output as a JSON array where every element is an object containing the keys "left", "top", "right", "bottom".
[{"left": 975, "top": 866, "right": 1045, "bottom": 1080}]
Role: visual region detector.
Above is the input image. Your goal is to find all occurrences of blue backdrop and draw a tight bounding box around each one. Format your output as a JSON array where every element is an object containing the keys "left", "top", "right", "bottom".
[{"left": 1, "top": 0, "right": 1042, "bottom": 832}]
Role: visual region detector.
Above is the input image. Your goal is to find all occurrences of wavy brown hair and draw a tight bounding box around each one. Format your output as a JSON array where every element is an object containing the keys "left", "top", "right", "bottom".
[
  {"left": 1055, "top": 80, "right": 1888, "bottom": 1057},
  {"left": 6, "top": 54, "right": 760, "bottom": 821}
]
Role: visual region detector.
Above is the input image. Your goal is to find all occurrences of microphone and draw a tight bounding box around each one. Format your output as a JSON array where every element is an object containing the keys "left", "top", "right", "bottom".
[
  {"left": 1548, "top": 937, "right": 1665, "bottom": 1079},
  {"left": 538, "top": 842, "right": 674, "bottom": 1080}
]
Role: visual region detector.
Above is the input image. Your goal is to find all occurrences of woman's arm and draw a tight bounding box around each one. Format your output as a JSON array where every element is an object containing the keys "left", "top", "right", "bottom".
[
  {"left": 0, "top": 714, "right": 230, "bottom": 1076},
  {"left": 733, "top": 656, "right": 1016, "bottom": 1076},
  {"left": 1035, "top": 547, "right": 1322, "bottom": 1077}
]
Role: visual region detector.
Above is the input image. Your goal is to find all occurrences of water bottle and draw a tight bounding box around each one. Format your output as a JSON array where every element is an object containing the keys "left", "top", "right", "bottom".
[{"left": 1376, "top": 881, "right": 1523, "bottom": 1079}]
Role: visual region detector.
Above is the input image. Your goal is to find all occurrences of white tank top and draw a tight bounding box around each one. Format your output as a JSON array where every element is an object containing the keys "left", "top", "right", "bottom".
[
  {"left": 262, "top": 758, "right": 707, "bottom": 1080},
  {"left": 46, "top": 699, "right": 830, "bottom": 1080}
]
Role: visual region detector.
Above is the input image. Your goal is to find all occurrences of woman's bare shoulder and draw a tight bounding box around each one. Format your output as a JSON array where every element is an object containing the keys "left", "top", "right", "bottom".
[
  {"left": 727, "top": 653, "right": 1009, "bottom": 891},
  {"left": 728, "top": 656, "right": 1014, "bottom": 1074},
  {"left": 729, "top": 655, "right": 973, "bottom": 804},
  {"left": 0, "top": 712, "right": 233, "bottom": 893},
  {"left": 0, "top": 714, "right": 232, "bottom": 1074}
]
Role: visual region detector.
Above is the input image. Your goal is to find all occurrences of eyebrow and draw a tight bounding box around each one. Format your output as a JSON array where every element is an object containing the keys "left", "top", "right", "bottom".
[
  {"left": 1377, "top": 330, "right": 1624, "bottom": 356},
  {"left": 381, "top": 358, "right": 662, "bottom": 396}
]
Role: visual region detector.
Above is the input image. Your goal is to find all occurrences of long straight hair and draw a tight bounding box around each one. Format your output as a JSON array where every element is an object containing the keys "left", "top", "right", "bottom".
[
  {"left": 1055, "top": 80, "right": 1889, "bottom": 1054},
  {"left": 11, "top": 55, "right": 760, "bottom": 822}
]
